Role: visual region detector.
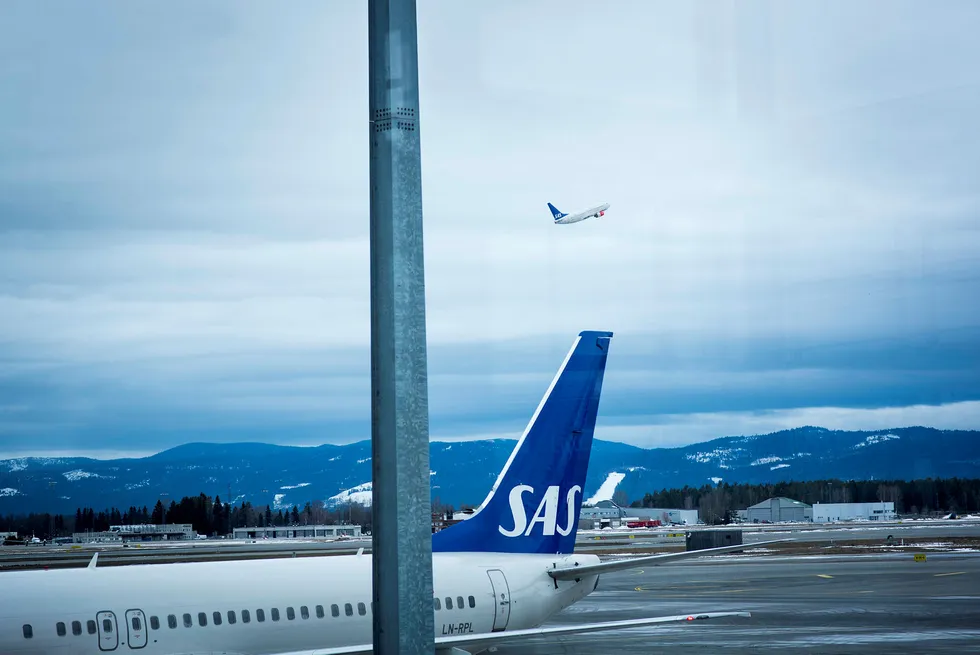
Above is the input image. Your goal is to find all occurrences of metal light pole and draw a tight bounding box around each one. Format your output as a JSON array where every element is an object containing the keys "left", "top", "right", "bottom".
[{"left": 368, "top": 1, "right": 435, "bottom": 653}]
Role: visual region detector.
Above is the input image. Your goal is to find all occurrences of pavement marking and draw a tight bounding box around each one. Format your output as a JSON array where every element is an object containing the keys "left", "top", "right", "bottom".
[
  {"left": 817, "top": 574, "right": 834, "bottom": 579},
  {"left": 934, "top": 571, "right": 966, "bottom": 577}
]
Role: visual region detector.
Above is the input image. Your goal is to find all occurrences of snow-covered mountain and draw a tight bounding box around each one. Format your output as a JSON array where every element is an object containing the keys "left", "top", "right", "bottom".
[{"left": 0, "top": 426, "right": 977, "bottom": 515}]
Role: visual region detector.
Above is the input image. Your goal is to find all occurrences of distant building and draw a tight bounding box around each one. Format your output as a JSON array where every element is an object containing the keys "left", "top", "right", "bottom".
[
  {"left": 743, "top": 497, "right": 812, "bottom": 523},
  {"left": 812, "top": 502, "right": 896, "bottom": 522},
  {"left": 233, "top": 524, "right": 362, "bottom": 540},
  {"left": 73, "top": 524, "right": 197, "bottom": 544},
  {"left": 579, "top": 501, "right": 699, "bottom": 529},
  {"left": 629, "top": 507, "right": 700, "bottom": 526}
]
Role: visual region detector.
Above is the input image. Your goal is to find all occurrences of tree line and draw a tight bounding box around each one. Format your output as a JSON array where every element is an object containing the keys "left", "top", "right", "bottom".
[
  {"left": 4, "top": 476, "right": 980, "bottom": 539},
  {"left": 633, "top": 477, "right": 980, "bottom": 524},
  {"left": 1, "top": 493, "right": 372, "bottom": 541}
]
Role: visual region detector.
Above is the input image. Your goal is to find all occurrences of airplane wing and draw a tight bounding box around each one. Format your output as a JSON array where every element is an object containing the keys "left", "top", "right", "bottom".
[
  {"left": 549, "top": 538, "right": 793, "bottom": 581},
  {"left": 261, "top": 611, "right": 751, "bottom": 655}
]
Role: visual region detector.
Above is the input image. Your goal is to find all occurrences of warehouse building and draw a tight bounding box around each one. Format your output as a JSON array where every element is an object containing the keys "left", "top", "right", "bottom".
[
  {"left": 812, "top": 502, "right": 896, "bottom": 522},
  {"left": 743, "top": 497, "right": 812, "bottom": 523},
  {"left": 232, "top": 524, "right": 361, "bottom": 540}
]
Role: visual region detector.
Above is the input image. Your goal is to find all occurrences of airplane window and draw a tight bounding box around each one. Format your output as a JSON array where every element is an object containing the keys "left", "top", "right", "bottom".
[
  {"left": 22, "top": 624, "right": 33, "bottom": 639},
  {"left": 457, "top": 596, "right": 464, "bottom": 610},
  {"left": 300, "top": 606, "right": 309, "bottom": 620},
  {"left": 445, "top": 597, "right": 453, "bottom": 610},
  {"left": 132, "top": 616, "right": 142, "bottom": 631},
  {"left": 331, "top": 604, "right": 340, "bottom": 618},
  {"left": 271, "top": 608, "right": 280, "bottom": 622},
  {"left": 227, "top": 611, "right": 236, "bottom": 624},
  {"left": 344, "top": 603, "right": 353, "bottom": 617},
  {"left": 87, "top": 620, "right": 97, "bottom": 634},
  {"left": 168, "top": 615, "right": 177, "bottom": 629},
  {"left": 212, "top": 611, "right": 222, "bottom": 626},
  {"left": 149, "top": 616, "right": 159, "bottom": 631},
  {"left": 72, "top": 621, "right": 82, "bottom": 636},
  {"left": 183, "top": 614, "right": 192, "bottom": 628},
  {"left": 357, "top": 602, "right": 366, "bottom": 616},
  {"left": 315, "top": 605, "right": 324, "bottom": 619},
  {"left": 256, "top": 609, "right": 265, "bottom": 622},
  {"left": 57, "top": 622, "right": 67, "bottom": 637},
  {"left": 434, "top": 597, "right": 441, "bottom": 610},
  {"left": 468, "top": 596, "right": 476, "bottom": 608},
  {"left": 286, "top": 607, "right": 295, "bottom": 621},
  {"left": 241, "top": 610, "right": 250, "bottom": 624},
  {"left": 197, "top": 612, "right": 207, "bottom": 627},
  {"left": 103, "top": 619, "right": 113, "bottom": 634}
]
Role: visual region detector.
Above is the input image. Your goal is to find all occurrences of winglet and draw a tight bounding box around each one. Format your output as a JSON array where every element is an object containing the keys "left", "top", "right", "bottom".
[
  {"left": 356, "top": 547, "right": 364, "bottom": 557},
  {"left": 87, "top": 552, "right": 99, "bottom": 569}
]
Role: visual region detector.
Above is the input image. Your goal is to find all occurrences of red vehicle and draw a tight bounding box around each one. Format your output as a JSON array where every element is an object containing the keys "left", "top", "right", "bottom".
[{"left": 625, "top": 519, "right": 662, "bottom": 528}]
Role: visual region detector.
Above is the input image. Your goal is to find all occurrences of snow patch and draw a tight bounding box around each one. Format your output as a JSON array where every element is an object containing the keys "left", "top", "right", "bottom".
[
  {"left": 854, "top": 433, "right": 900, "bottom": 448},
  {"left": 770, "top": 463, "right": 791, "bottom": 470},
  {"left": 586, "top": 472, "right": 626, "bottom": 505},
  {"left": 709, "top": 477, "right": 723, "bottom": 484},
  {"left": 751, "top": 456, "right": 783, "bottom": 467},
  {"left": 273, "top": 494, "right": 288, "bottom": 510},
  {"left": 63, "top": 469, "right": 112, "bottom": 482},
  {"left": 280, "top": 482, "right": 311, "bottom": 490},
  {"left": 328, "top": 482, "right": 373, "bottom": 507},
  {"left": 625, "top": 466, "right": 647, "bottom": 472},
  {"left": 4, "top": 458, "right": 28, "bottom": 472},
  {"left": 356, "top": 458, "right": 371, "bottom": 465},
  {"left": 0, "top": 487, "right": 20, "bottom": 497},
  {"left": 125, "top": 480, "right": 150, "bottom": 490}
]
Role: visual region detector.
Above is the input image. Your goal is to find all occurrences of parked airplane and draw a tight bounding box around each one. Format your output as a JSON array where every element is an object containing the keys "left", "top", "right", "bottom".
[
  {"left": 0, "top": 330, "right": 781, "bottom": 655},
  {"left": 549, "top": 201, "right": 610, "bottom": 224}
]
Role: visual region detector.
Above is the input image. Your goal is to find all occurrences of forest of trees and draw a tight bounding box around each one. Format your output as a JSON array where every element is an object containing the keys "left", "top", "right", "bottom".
[
  {"left": 634, "top": 477, "right": 980, "bottom": 524},
  {"left": 3, "top": 476, "right": 980, "bottom": 539},
  {"left": 0, "top": 493, "right": 372, "bottom": 541}
]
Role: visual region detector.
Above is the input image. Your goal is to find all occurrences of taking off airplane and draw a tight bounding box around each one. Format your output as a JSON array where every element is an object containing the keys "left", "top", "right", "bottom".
[
  {"left": 548, "top": 201, "right": 610, "bottom": 224},
  {"left": 0, "top": 331, "right": 783, "bottom": 654}
]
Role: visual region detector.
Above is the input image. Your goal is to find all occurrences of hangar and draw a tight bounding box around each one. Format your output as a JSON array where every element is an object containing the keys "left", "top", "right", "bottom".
[{"left": 743, "top": 497, "right": 812, "bottom": 523}]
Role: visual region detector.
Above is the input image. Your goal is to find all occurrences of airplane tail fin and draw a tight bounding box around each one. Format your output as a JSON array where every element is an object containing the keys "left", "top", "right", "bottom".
[
  {"left": 432, "top": 331, "right": 613, "bottom": 555},
  {"left": 548, "top": 202, "right": 566, "bottom": 221}
]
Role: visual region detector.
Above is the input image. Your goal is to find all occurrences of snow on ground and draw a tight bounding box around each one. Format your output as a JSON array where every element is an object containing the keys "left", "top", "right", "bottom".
[
  {"left": 0, "top": 487, "right": 20, "bottom": 497},
  {"left": 63, "top": 469, "right": 112, "bottom": 481},
  {"left": 586, "top": 472, "right": 626, "bottom": 505},
  {"left": 273, "top": 494, "right": 288, "bottom": 510},
  {"left": 279, "top": 483, "right": 311, "bottom": 490},
  {"left": 328, "top": 482, "right": 373, "bottom": 507},
  {"left": 770, "top": 463, "right": 791, "bottom": 470}
]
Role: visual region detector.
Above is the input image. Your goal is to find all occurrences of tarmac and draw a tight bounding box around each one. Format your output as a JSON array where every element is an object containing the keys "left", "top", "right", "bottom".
[{"left": 496, "top": 552, "right": 980, "bottom": 654}]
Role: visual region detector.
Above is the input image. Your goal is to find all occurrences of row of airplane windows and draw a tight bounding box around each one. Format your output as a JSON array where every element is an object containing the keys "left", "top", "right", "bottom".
[{"left": 21, "top": 595, "right": 480, "bottom": 640}]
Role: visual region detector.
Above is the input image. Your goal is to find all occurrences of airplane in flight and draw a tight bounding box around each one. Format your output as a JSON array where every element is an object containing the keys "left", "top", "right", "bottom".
[
  {"left": 0, "top": 330, "right": 783, "bottom": 655},
  {"left": 549, "top": 201, "right": 610, "bottom": 225}
]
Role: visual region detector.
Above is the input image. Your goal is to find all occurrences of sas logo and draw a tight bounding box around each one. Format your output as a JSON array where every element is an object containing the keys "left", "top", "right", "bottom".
[{"left": 498, "top": 484, "right": 581, "bottom": 537}]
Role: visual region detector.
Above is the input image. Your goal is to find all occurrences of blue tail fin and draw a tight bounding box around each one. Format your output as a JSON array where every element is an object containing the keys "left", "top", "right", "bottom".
[
  {"left": 432, "top": 331, "right": 613, "bottom": 555},
  {"left": 547, "top": 202, "right": 566, "bottom": 221}
]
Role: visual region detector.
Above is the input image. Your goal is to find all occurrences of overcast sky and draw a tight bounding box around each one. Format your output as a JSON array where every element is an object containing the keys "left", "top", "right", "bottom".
[{"left": 1, "top": 1, "right": 979, "bottom": 458}]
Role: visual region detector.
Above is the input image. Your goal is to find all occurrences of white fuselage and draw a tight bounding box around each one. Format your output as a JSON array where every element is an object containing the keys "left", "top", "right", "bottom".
[
  {"left": 0, "top": 552, "right": 600, "bottom": 654},
  {"left": 555, "top": 203, "right": 610, "bottom": 225}
]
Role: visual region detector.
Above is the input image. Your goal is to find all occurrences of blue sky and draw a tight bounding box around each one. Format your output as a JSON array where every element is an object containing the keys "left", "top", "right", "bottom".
[{"left": 1, "top": 1, "right": 979, "bottom": 458}]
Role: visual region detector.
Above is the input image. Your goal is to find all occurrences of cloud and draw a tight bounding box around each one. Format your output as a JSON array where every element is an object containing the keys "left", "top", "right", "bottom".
[{"left": 0, "top": 1, "right": 978, "bottom": 456}]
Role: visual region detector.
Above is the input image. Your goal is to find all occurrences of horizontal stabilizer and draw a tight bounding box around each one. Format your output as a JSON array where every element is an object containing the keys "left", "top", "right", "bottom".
[
  {"left": 265, "top": 611, "right": 752, "bottom": 655},
  {"left": 549, "top": 538, "right": 793, "bottom": 581}
]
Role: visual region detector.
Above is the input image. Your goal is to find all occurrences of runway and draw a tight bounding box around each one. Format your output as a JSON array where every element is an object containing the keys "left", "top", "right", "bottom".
[{"left": 497, "top": 553, "right": 980, "bottom": 654}]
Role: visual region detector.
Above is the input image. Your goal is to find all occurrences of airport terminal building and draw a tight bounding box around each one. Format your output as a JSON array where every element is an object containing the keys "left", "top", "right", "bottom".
[{"left": 73, "top": 523, "right": 198, "bottom": 543}]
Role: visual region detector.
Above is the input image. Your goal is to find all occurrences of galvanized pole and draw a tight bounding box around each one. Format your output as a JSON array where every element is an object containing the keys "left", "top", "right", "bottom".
[{"left": 368, "top": 1, "right": 434, "bottom": 654}]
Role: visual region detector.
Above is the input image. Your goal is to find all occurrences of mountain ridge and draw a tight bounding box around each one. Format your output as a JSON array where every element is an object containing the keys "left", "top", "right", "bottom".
[{"left": 1, "top": 426, "right": 978, "bottom": 515}]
